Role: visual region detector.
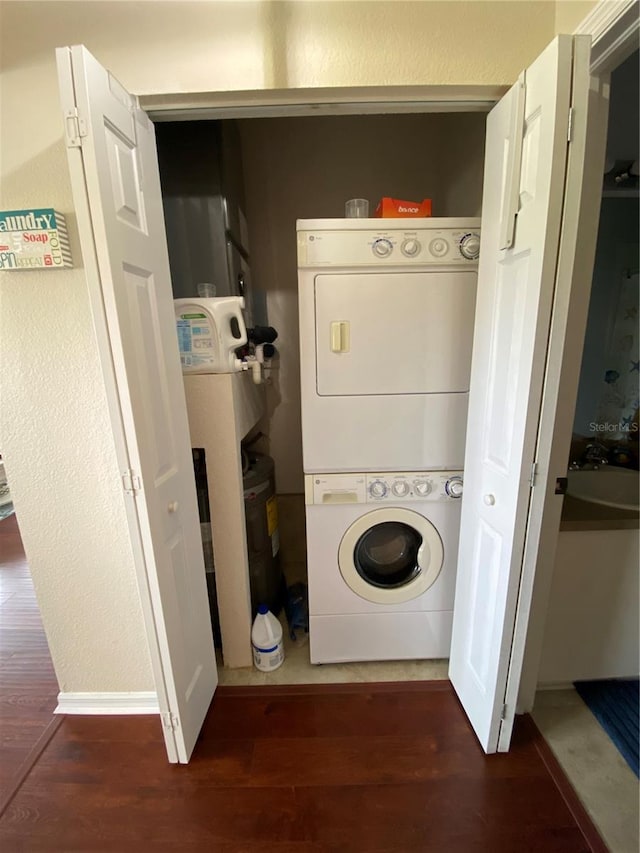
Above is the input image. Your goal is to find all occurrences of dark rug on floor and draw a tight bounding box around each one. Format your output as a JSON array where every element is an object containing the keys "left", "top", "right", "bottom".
[{"left": 575, "top": 678, "right": 639, "bottom": 777}]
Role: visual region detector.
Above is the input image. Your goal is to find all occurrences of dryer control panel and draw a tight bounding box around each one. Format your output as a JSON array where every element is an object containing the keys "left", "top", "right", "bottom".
[
  {"left": 297, "top": 218, "right": 480, "bottom": 267},
  {"left": 306, "top": 472, "right": 464, "bottom": 505}
]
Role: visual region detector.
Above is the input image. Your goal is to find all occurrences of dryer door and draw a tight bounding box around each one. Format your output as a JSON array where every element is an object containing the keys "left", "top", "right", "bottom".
[
  {"left": 338, "top": 508, "right": 444, "bottom": 604},
  {"left": 315, "top": 271, "right": 476, "bottom": 396}
]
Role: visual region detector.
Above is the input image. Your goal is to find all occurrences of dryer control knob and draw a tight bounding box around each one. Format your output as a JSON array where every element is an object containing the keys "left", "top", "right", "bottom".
[
  {"left": 459, "top": 233, "right": 480, "bottom": 260},
  {"left": 372, "top": 238, "right": 393, "bottom": 258},
  {"left": 446, "top": 476, "right": 464, "bottom": 498},
  {"left": 414, "top": 480, "right": 432, "bottom": 497},
  {"left": 369, "top": 480, "right": 388, "bottom": 499},
  {"left": 392, "top": 480, "right": 410, "bottom": 497},
  {"left": 401, "top": 239, "right": 421, "bottom": 257},
  {"left": 429, "top": 238, "right": 449, "bottom": 257}
]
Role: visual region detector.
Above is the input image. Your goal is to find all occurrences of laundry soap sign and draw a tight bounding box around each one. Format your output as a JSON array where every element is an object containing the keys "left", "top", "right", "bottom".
[{"left": 0, "top": 209, "right": 72, "bottom": 270}]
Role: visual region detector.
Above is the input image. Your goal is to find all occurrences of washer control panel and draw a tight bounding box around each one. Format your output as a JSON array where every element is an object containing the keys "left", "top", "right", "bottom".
[
  {"left": 307, "top": 472, "right": 464, "bottom": 505},
  {"left": 297, "top": 219, "right": 480, "bottom": 267}
]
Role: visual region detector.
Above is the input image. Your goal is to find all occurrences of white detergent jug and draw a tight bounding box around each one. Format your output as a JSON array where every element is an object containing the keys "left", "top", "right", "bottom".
[
  {"left": 174, "top": 296, "right": 247, "bottom": 374},
  {"left": 251, "top": 605, "right": 285, "bottom": 672}
]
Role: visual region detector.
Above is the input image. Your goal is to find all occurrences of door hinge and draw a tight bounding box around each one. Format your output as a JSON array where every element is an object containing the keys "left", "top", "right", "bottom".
[
  {"left": 501, "top": 703, "right": 508, "bottom": 721},
  {"left": 122, "top": 469, "right": 141, "bottom": 496},
  {"left": 529, "top": 462, "right": 539, "bottom": 489},
  {"left": 161, "top": 711, "right": 179, "bottom": 732},
  {"left": 64, "top": 108, "right": 87, "bottom": 148},
  {"left": 567, "top": 107, "right": 574, "bottom": 143}
]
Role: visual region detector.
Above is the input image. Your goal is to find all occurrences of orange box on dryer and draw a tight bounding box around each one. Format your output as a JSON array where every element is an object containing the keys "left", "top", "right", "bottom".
[{"left": 374, "top": 197, "right": 432, "bottom": 218}]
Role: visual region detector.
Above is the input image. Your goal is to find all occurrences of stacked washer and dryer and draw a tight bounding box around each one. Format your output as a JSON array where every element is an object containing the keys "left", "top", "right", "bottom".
[{"left": 297, "top": 218, "right": 480, "bottom": 664}]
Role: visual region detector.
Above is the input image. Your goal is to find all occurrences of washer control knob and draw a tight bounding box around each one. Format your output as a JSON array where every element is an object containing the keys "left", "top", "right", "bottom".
[
  {"left": 401, "top": 238, "right": 421, "bottom": 257},
  {"left": 446, "top": 476, "right": 464, "bottom": 499},
  {"left": 414, "top": 480, "right": 432, "bottom": 497},
  {"left": 369, "top": 479, "right": 388, "bottom": 499},
  {"left": 459, "top": 233, "right": 480, "bottom": 260},
  {"left": 372, "top": 238, "right": 393, "bottom": 258},
  {"left": 392, "top": 480, "right": 410, "bottom": 497}
]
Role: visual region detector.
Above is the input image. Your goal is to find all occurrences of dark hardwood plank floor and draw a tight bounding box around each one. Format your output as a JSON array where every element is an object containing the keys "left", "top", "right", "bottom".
[
  {"left": 0, "top": 688, "right": 603, "bottom": 852},
  {"left": 0, "top": 514, "right": 58, "bottom": 799},
  {"left": 0, "top": 512, "right": 604, "bottom": 852}
]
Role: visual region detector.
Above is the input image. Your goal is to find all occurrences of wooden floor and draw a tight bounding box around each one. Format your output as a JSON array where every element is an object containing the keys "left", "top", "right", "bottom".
[
  {"left": 0, "top": 514, "right": 58, "bottom": 799},
  {"left": 0, "top": 513, "right": 605, "bottom": 852}
]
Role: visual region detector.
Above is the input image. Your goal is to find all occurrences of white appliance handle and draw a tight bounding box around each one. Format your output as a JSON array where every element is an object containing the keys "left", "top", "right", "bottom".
[{"left": 330, "top": 320, "right": 350, "bottom": 353}]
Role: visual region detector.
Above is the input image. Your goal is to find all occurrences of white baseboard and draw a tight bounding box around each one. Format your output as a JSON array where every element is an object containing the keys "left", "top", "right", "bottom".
[
  {"left": 536, "top": 681, "right": 576, "bottom": 692},
  {"left": 55, "top": 691, "right": 160, "bottom": 715}
]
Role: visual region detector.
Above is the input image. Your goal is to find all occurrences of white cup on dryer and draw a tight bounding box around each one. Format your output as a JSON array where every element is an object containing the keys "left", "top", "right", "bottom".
[{"left": 345, "top": 199, "right": 369, "bottom": 218}]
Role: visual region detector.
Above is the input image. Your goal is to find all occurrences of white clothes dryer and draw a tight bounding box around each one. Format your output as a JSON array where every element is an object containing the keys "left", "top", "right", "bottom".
[
  {"left": 305, "top": 469, "right": 463, "bottom": 664},
  {"left": 297, "top": 218, "right": 480, "bottom": 473}
]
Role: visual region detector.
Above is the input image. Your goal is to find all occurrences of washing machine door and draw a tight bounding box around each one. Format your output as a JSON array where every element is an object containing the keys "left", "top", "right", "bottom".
[{"left": 338, "top": 508, "right": 444, "bottom": 604}]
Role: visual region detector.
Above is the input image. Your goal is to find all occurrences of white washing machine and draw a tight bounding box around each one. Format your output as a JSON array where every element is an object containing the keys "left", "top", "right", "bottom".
[
  {"left": 298, "top": 218, "right": 480, "bottom": 473},
  {"left": 305, "top": 469, "right": 463, "bottom": 663}
]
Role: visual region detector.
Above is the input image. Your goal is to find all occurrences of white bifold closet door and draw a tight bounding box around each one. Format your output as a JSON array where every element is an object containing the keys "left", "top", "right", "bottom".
[
  {"left": 57, "top": 45, "right": 218, "bottom": 764},
  {"left": 449, "top": 34, "right": 605, "bottom": 753}
]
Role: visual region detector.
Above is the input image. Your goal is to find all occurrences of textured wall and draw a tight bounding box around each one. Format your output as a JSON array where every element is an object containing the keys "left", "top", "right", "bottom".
[
  {"left": 239, "top": 112, "right": 486, "bottom": 492},
  {"left": 0, "top": 23, "right": 155, "bottom": 692},
  {"left": 0, "top": 0, "right": 560, "bottom": 694},
  {"left": 0, "top": 277, "right": 155, "bottom": 692},
  {"left": 555, "top": 0, "right": 597, "bottom": 35},
  {"left": 2, "top": 1, "right": 558, "bottom": 102}
]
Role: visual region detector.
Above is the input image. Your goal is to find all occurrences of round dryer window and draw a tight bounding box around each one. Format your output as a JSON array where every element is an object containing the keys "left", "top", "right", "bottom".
[{"left": 338, "top": 507, "right": 444, "bottom": 605}]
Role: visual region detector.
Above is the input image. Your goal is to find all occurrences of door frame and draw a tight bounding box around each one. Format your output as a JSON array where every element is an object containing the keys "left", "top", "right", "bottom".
[
  {"left": 576, "top": 0, "right": 639, "bottom": 73},
  {"left": 141, "top": 85, "right": 502, "bottom": 121},
  {"left": 65, "top": 3, "right": 636, "bottom": 758}
]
